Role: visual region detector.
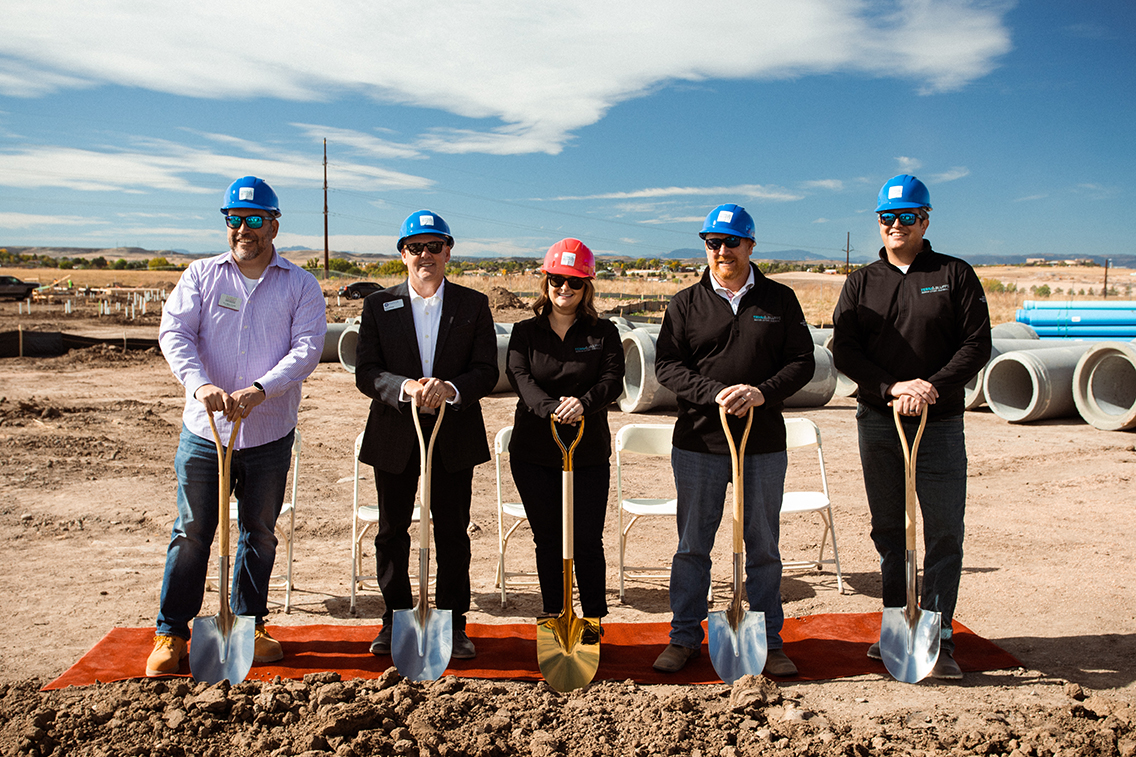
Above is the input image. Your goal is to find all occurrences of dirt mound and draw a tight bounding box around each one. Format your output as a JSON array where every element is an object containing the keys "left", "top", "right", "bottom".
[
  {"left": 0, "top": 397, "right": 64, "bottom": 425},
  {"left": 58, "top": 344, "right": 163, "bottom": 366},
  {"left": 487, "top": 286, "right": 527, "bottom": 310},
  {"left": 2, "top": 674, "right": 1131, "bottom": 756}
]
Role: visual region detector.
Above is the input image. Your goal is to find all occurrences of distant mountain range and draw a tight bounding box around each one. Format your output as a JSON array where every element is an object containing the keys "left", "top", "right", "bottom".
[{"left": 4, "top": 244, "right": 1134, "bottom": 269}]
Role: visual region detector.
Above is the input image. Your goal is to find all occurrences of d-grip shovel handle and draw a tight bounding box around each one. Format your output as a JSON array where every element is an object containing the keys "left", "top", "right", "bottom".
[
  {"left": 410, "top": 402, "right": 445, "bottom": 617},
  {"left": 719, "top": 406, "right": 753, "bottom": 555},
  {"left": 892, "top": 404, "right": 928, "bottom": 552},
  {"left": 550, "top": 415, "right": 585, "bottom": 561}
]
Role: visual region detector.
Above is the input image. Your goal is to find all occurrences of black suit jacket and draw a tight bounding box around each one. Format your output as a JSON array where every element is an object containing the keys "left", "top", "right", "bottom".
[{"left": 355, "top": 280, "right": 499, "bottom": 475}]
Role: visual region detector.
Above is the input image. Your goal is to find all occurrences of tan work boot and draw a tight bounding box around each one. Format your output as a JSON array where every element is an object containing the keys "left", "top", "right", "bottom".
[
  {"left": 254, "top": 624, "right": 284, "bottom": 663},
  {"left": 145, "top": 634, "right": 187, "bottom": 677}
]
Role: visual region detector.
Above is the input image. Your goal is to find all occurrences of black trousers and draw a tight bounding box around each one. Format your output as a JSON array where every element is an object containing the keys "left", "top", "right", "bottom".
[
  {"left": 510, "top": 458, "right": 610, "bottom": 618},
  {"left": 373, "top": 415, "right": 473, "bottom": 630}
]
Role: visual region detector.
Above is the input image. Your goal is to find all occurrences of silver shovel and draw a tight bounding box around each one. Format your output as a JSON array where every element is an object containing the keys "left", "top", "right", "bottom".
[
  {"left": 879, "top": 404, "right": 941, "bottom": 683},
  {"left": 190, "top": 413, "right": 256, "bottom": 685},
  {"left": 708, "top": 406, "right": 767, "bottom": 683},
  {"left": 391, "top": 403, "right": 453, "bottom": 682}
]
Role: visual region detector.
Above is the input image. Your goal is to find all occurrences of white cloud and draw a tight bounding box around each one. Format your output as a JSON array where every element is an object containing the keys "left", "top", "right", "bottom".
[
  {"left": 932, "top": 167, "right": 970, "bottom": 182},
  {"left": 549, "top": 185, "right": 803, "bottom": 202},
  {"left": 812, "top": 218, "right": 830, "bottom": 224},
  {"left": 0, "top": 212, "right": 103, "bottom": 228},
  {"left": 896, "top": 157, "right": 923, "bottom": 173},
  {"left": 1, "top": 1, "right": 1012, "bottom": 155},
  {"left": 801, "top": 180, "right": 844, "bottom": 192}
]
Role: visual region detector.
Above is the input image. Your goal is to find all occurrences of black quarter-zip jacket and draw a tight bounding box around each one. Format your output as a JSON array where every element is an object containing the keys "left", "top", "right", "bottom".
[
  {"left": 655, "top": 264, "right": 815, "bottom": 455},
  {"left": 831, "top": 241, "right": 991, "bottom": 418}
]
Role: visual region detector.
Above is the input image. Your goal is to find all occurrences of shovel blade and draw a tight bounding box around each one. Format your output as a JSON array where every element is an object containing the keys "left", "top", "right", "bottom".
[
  {"left": 188, "top": 613, "right": 255, "bottom": 685},
  {"left": 708, "top": 610, "right": 767, "bottom": 684},
  {"left": 391, "top": 606, "right": 453, "bottom": 682},
  {"left": 536, "top": 615, "right": 601, "bottom": 693},
  {"left": 880, "top": 606, "right": 942, "bottom": 683}
]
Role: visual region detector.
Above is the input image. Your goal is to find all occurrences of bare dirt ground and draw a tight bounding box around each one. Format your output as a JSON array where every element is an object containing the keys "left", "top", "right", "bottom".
[{"left": 1, "top": 286, "right": 1134, "bottom": 756}]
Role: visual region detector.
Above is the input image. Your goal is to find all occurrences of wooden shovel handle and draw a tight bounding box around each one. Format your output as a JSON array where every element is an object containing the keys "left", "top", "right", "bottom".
[
  {"left": 892, "top": 404, "right": 927, "bottom": 551},
  {"left": 207, "top": 413, "right": 242, "bottom": 561},
  {"left": 719, "top": 406, "right": 753, "bottom": 554}
]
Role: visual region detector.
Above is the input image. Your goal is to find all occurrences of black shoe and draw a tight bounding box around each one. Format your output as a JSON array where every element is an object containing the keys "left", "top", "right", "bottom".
[
  {"left": 370, "top": 626, "right": 392, "bottom": 656},
  {"left": 652, "top": 644, "right": 700, "bottom": 673},
  {"left": 930, "top": 652, "right": 962, "bottom": 680},
  {"left": 867, "top": 641, "right": 882, "bottom": 660},
  {"left": 452, "top": 630, "right": 476, "bottom": 660},
  {"left": 763, "top": 649, "right": 798, "bottom": 677}
]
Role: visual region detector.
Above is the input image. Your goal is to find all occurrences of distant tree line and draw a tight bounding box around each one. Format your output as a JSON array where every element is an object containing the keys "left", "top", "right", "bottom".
[{"left": 0, "top": 248, "right": 182, "bottom": 271}]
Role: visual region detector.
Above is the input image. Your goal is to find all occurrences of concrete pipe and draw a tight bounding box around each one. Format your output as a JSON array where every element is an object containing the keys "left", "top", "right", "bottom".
[
  {"left": 964, "top": 338, "right": 1071, "bottom": 410},
  {"left": 821, "top": 335, "right": 858, "bottom": 398},
  {"left": 338, "top": 320, "right": 361, "bottom": 374},
  {"left": 635, "top": 322, "right": 662, "bottom": 335},
  {"left": 784, "top": 344, "right": 837, "bottom": 408},
  {"left": 809, "top": 327, "right": 832, "bottom": 347},
  {"left": 1073, "top": 341, "right": 1136, "bottom": 431},
  {"left": 492, "top": 333, "right": 513, "bottom": 393},
  {"left": 322, "top": 322, "right": 350, "bottom": 362},
  {"left": 608, "top": 316, "right": 634, "bottom": 332},
  {"left": 991, "top": 322, "right": 1039, "bottom": 340},
  {"left": 618, "top": 329, "right": 677, "bottom": 413},
  {"left": 494, "top": 322, "right": 514, "bottom": 335},
  {"left": 982, "top": 344, "right": 1094, "bottom": 423}
]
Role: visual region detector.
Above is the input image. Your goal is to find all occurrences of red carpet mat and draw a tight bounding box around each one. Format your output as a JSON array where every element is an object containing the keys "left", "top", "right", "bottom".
[{"left": 44, "top": 614, "right": 1019, "bottom": 690}]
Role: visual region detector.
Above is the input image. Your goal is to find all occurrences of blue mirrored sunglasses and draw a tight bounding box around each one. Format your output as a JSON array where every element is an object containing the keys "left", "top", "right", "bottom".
[
  {"left": 225, "top": 214, "right": 269, "bottom": 230},
  {"left": 878, "top": 212, "right": 925, "bottom": 227},
  {"left": 703, "top": 235, "right": 742, "bottom": 250}
]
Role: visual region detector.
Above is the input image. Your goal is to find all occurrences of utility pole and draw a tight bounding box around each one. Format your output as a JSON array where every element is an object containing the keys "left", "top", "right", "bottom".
[
  {"left": 1103, "top": 258, "right": 1110, "bottom": 298},
  {"left": 844, "top": 232, "right": 851, "bottom": 274},
  {"left": 323, "top": 138, "right": 330, "bottom": 280}
]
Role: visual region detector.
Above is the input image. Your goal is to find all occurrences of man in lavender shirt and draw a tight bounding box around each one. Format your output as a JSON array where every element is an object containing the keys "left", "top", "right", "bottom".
[{"left": 146, "top": 176, "right": 326, "bottom": 677}]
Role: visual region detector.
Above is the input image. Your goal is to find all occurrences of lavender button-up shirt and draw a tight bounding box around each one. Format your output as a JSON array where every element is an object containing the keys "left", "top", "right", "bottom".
[{"left": 159, "top": 248, "right": 327, "bottom": 448}]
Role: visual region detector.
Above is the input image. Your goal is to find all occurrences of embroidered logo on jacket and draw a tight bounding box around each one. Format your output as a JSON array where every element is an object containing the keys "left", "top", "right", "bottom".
[
  {"left": 575, "top": 343, "right": 603, "bottom": 353},
  {"left": 920, "top": 284, "right": 950, "bottom": 294},
  {"left": 752, "top": 315, "right": 782, "bottom": 323}
]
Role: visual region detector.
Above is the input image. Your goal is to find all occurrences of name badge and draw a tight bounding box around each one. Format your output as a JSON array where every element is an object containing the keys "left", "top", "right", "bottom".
[
  {"left": 383, "top": 300, "right": 404, "bottom": 311},
  {"left": 219, "top": 293, "right": 242, "bottom": 311}
]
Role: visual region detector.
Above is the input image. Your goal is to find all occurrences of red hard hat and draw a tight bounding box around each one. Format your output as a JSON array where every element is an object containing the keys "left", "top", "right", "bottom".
[{"left": 542, "top": 238, "right": 595, "bottom": 278}]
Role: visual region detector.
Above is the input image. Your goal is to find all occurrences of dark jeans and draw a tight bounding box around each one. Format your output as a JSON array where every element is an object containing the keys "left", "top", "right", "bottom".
[
  {"left": 373, "top": 415, "right": 473, "bottom": 631},
  {"left": 856, "top": 403, "right": 967, "bottom": 653},
  {"left": 510, "top": 458, "right": 610, "bottom": 618},
  {"left": 157, "top": 426, "right": 293, "bottom": 638}
]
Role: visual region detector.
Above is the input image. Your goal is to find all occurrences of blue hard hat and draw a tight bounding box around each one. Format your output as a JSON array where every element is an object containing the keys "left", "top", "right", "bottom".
[
  {"left": 220, "top": 176, "right": 281, "bottom": 217},
  {"left": 699, "top": 203, "right": 755, "bottom": 240},
  {"left": 397, "top": 210, "right": 454, "bottom": 251},
  {"left": 875, "top": 175, "right": 932, "bottom": 212}
]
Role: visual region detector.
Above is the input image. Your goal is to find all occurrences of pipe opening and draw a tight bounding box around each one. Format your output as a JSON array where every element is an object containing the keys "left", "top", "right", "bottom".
[{"left": 1086, "top": 354, "right": 1136, "bottom": 417}]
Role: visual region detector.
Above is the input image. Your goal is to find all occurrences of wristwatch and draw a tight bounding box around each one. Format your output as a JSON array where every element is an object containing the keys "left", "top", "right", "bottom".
[{"left": 253, "top": 381, "right": 265, "bottom": 394}]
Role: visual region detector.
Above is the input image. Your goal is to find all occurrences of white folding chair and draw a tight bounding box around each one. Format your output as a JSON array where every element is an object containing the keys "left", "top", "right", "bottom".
[
  {"left": 493, "top": 426, "right": 539, "bottom": 607},
  {"left": 615, "top": 423, "right": 679, "bottom": 601},
  {"left": 207, "top": 429, "right": 301, "bottom": 613},
  {"left": 350, "top": 430, "right": 431, "bottom": 613},
  {"left": 781, "top": 417, "right": 844, "bottom": 593}
]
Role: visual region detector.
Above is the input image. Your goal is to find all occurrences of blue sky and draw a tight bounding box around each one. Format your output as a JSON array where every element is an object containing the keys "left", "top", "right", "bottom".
[{"left": 1, "top": 1, "right": 1133, "bottom": 262}]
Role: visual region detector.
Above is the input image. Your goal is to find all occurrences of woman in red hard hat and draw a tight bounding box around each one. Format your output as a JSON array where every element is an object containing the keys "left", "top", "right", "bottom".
[{"left": 505, "top": 239, "right": 624, "bottom": 621}]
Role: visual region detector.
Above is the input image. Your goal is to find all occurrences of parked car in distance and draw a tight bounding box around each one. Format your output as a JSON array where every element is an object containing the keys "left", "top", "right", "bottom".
[
  {"left": 338, "top": 281, "right": 384, "bottom": 300},
  {"left": 0, "top": 276, "right": 38, "bottom": 301}
]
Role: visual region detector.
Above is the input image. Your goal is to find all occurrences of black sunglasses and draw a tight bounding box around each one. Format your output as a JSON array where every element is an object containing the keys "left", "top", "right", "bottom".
[
  {"left": 403, "top": 241, "right": 446, "bottom": 256},
  {"left": 878, "top": 212, "right": 925, "bottom": 227},
  {"left": 703, "top": 235, "right": 742, "bottom": 251},
  {"left": 225, "top": 214, "right": 269, "bottom": 230},
  {"left": 547, "top": 274, "right": 585, "bottom": 290}
]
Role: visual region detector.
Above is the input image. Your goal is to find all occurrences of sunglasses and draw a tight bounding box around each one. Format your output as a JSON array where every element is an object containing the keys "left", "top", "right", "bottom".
[
  {"left": 403, "top": 241, "right": 446, "bottom": 256},
  {"left": 878, "top": 212, "right": 925, "bottom": 227},
  {"left": 225, "top": 214, "right": 270, "bottom": 230},
  {"left": 548, "top": 274, "right": 585, "bottom": 290},
  {"left": 703, "top": 235, "right": 742, "bottom": 251}
]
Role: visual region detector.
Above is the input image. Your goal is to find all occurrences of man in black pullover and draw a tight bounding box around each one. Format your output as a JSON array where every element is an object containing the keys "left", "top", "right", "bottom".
[
  {"left": 652, "top": 203, "right": 815, "bottom": 677},
  {"left": 832, "top": 175, "right": 990, "bottom": 680}
]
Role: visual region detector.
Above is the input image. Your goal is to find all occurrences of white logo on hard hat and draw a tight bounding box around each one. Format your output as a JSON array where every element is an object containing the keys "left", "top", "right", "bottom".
[
  {"left": 420, "top": 215, "right": 435, "bottom": 227},
  {"left": 239, "top": 187, "right": 256, "bottom": 201},
  {"left": 561, "top": 252, "right": 576, "bottom": 267},
  {"left": 888, "top": 186, "right": 904, "bottom": 199},
  {"left": 717, "top": 210, "right": 734, "bottom": 223}
]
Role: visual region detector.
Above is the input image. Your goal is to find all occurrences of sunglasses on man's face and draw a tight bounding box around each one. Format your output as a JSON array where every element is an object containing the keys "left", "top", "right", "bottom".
[
  {"left": 403, "top": 241, "right": 446, "bottom": 256},
  {"left": 548, "top": 274, "right": 585, "bottom": 290},
  {"left": 878, "top": 212, "right": 925, "bottom": 227},
  {"left": 703, "top": 235, "right": 742, "bottom": 251},
  {"left": 225, "top": 214, "right": 269, "bottom": 230}
]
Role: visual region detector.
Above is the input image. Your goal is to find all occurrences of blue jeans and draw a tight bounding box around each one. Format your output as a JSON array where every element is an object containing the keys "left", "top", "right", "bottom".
[
  {"left": 156, "top": 426, "right": 293, "bottom": 639},
  {"left": 856, "top": 403, "right": 966, "bottom": 653},
  {"left": 669, "top": 447, "right": 788, "bottom": 650}
]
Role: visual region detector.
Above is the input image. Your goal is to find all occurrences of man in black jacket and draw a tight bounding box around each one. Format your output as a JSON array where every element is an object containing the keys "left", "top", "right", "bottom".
[
  {"left": 652, "top": 203, "right": 815, "bottom": 677},
  {"left": 832, "top": 175, "right": 991, "bottom": 680},
  {"left": 354, "top": 210, "right": 499, "bottom": 660}
]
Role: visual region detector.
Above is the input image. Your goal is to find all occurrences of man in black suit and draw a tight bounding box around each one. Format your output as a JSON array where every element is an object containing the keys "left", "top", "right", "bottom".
[{"left": 355, "top": 210, "right": 499, "bottom": 659}]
